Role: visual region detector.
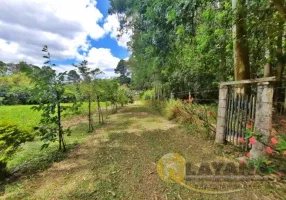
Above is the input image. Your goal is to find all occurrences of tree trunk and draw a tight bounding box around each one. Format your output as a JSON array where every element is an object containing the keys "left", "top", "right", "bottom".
[
  {"left": 275, "top": 22, "right": 285, "bottom": 111},
  {"left": 232, "top": 0, "right": 250, "bottom": 94},
  {"left": 271, "top": 0, "right": 286, "bottom": 20},
  {"left": 220, "top": 45, "right": 227, "bottom": 81},
  {"left": 264, "top": 37, "right": 272, "bottom": 78},
  {"left": 88, "top": 95, "right": 93, "bottom": 132},
  {"left": 105, "top": 102, "right": 109, "bottom": 119},
  {"left": 96, "top": 95, "right": 103, "bottom": 124},
  {"left": 57, "top": 93, "right": 65, "bottom": 152}
]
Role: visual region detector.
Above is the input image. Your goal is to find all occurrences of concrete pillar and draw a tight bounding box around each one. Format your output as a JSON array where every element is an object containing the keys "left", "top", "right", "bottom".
[
  {"left": 250, "top": 82, "right": 274, "bottom": 158},
  {"left": 215, "top": 85, "right": 228, "bottom": 144}
]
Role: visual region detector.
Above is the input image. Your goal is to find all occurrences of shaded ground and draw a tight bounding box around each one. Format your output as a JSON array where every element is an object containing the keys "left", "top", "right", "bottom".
[{"left": 2, "top": 104, "right": 285, "bottom": 200}]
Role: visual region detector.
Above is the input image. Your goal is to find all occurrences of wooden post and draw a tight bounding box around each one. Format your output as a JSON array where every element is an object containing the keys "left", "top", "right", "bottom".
[
  {"left": 250, "top": 82, "right": 274, "bottom": 158},
  {"left": 170, "top": 92, "right": 174, "bottom": 99},
  {"left": 215, "top": 85, "right": 228, "bottom": 144},
  {"left": 188, "top": 92, "right": 191, "bottom": 102}
]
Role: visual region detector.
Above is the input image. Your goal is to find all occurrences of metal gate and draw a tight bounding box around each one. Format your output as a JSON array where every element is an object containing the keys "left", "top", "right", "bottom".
[{"left": 225, "top": 89, "right": 256, "bottom": 148}]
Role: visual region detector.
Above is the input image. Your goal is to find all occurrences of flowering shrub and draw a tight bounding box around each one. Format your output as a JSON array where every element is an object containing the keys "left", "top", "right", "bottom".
[{"left": 239, "top": 126, "right": 286, "bottom": 177}]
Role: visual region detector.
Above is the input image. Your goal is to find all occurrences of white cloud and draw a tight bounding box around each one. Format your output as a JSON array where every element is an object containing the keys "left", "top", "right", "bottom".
[
  {"left": 53, "top": 47, "right": 120, "bottom": 78},
  {"left": 85, "top": 47, "right": 120, "bottom": 78},
  {"left": 0, "top": 0, "right": 105, "bottom": 65},
  {"left": 0, "top": 0, "right": 127, "bottom": 78},
  {"left": 103, "top": 15, "right": 132, "bottom": 48}
]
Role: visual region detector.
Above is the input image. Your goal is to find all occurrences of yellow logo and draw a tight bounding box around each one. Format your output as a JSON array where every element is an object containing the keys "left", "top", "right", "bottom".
[
  {"left": 157, "top": 153, "right": 243, "bottom": 194},
  {"left": 157, "top": 153, "right": 186, "bottom": 183}
]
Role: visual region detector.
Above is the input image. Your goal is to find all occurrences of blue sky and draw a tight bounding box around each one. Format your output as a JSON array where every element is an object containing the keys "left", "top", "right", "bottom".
[
  {"left": 93, "top": 0, "right": 130, "bottom": 59},
  {"left": 54, "top": 0, "right": 130, "bottom": 68},
  {"left": 0, "top": 0, "right": 131, "bottom": 77}
]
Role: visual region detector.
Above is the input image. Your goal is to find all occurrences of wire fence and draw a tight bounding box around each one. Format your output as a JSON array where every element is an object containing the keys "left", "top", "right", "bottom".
[{"left": 168, "top": 85, "right": 286, "bottom": 115}]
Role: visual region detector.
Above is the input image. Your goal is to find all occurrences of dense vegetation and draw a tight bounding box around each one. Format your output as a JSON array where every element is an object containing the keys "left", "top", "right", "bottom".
[
  {"left": 110, "top": 0, "right": 285, "bottom": 101},
  {"left": 108, "top": 0, "right": 286, "bottom": 176}
]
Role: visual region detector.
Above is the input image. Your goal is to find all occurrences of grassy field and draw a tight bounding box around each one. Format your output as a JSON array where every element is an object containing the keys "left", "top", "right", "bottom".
[
  {"left": 0, "top": 102, "right": 105, "bottom": 129},
  {"left": 0, "top": 102, "right": 108, "bottom": 175},
  {"left": 7, "top": 123, "right": 93, "bottom": 175},
  {"left": 2, "top": 103, "right": 285, "bottom": 200}
]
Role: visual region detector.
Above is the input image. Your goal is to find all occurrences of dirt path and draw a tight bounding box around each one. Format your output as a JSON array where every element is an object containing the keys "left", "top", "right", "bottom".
[{"left": 2, "top": 104, "right": 284, "bottom": 200}]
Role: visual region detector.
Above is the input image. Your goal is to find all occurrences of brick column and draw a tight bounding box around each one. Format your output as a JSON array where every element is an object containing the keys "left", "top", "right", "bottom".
[{"left": 215, "top": 85, "right": 228, "bottom": 144}]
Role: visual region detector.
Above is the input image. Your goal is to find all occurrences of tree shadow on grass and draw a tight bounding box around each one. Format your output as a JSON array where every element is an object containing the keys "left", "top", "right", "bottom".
[
  {"left": 2, "top": 123, "right": 93, "bottom": 186},
  {"left": 2, "top": 143, "right": 79, "bottom": 185}
]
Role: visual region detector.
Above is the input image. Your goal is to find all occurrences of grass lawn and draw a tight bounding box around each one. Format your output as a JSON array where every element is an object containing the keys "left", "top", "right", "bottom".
[
  {"left": 0, "top": 105, "right": 41, "bottom": 129},
  {"left": 2, "top": 103, "right": 285, "bottom": 200},
  {"left": 0, "top": 102, "right": 108, "bottom": 175},
  {"left": 0, "top": 102, "right": 106, "bottom": 129},
  {"left": 7, "top": 123, "right": 93, "bottom": 175}
]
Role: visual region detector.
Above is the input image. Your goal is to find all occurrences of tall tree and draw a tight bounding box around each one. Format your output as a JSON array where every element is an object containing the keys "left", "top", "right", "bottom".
[
  {"left": 23, "top": 46, "right": 79, "bottom": 151},
  {"left": 115, "top": 59, "right": 131, "bottom": 85},
  {"left": 232, "top": 0, "right": 250, "bottom": 91},
  {"left": 74, "top": 60, "right": 101, "bottom": 132},
  {"left": 67, "top": 70, "right": 81, "bottom": 84}
]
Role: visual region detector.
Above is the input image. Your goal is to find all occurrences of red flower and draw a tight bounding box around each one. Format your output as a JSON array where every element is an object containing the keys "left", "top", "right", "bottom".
[
  {"left": 207, "top": 110, "right": 211, "bottom": 115},
  {"left": 238, "top": 137, "right": 245, "bottom": 143},
  {"left": 266, "top": 146, "right": 273, "bottom": 154},
  {"left": 196, "top": 119, "right": 203, "bottom": 124},
  {"left": 239, "top": 159, "right": 245, "bottom": 164},
  {"left": 249, "top": 136, "right": 256, "bottom": 145},
  {"left": 199, "top": 127, "right": 204, "bottom": 131},
  {"left": 246, "top": 124, "right": 252, "bottom": 129},
  {"left": 270, "top": 137, "right": 278, "bottom": 145},
  {"left": 284, "top": 150, "right": 286, "bottom": 156},
  {"left": 246, "top": 152, "right": 250, "bottom": 158}
]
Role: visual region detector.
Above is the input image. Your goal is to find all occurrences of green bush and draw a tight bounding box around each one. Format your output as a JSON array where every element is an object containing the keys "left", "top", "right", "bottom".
[
  {"left": 141, "top": 89, "right": 154, "bottom": 100},
  {"left": 2, "top": 87, "right": 35, "bottom": 105},
  {"left": 0, "top": 122, "right": 34, "bottom": 178},
  {"left": 164, "top": 99, "right": 183, "bottom": 120}
]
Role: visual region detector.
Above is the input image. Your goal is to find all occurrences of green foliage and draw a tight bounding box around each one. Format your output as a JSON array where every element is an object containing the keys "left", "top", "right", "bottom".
[
  {"left": 1, "top": 87, "right": 34, "bottom": 105},
  {"left": 115, "top": 59, "right": 131, "bottom": 85},
  {"left": 110, "top": 0, "right": 285, "bottom": 96},
  {"left": 74, "top": 60, "right": 102, "bottom": 131},
  {"left": 7, "top": 122, "right": 91, "bottom": 175},
  {"left": 23, "top": 46, "right": 80, "bottom": 151},
  {"left": 244, "top": 129, "right": 286, "bottom": 176},
  {"left": 141, "top": 89, "right": 154, "bottom": 100},
  {"left": 0, "top": 121, "right": 34, "bottom": 177},
  {"left": 248, "top": 157, "right": 276, "bottom": 175},
  {"left": 117, "top": 85, "right": 131, "bottom": 106}
]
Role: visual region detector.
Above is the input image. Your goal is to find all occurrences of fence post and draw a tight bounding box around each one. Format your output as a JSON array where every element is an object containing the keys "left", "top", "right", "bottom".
[
  {"left": 250, "top": 82, "right": 274, "bottom": 158},
  {"left": 215, "top": 85, "right": 228, "bottom": 144},
  {"left": 170, "top": 92, "right": 174, "bottom": 99}
]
